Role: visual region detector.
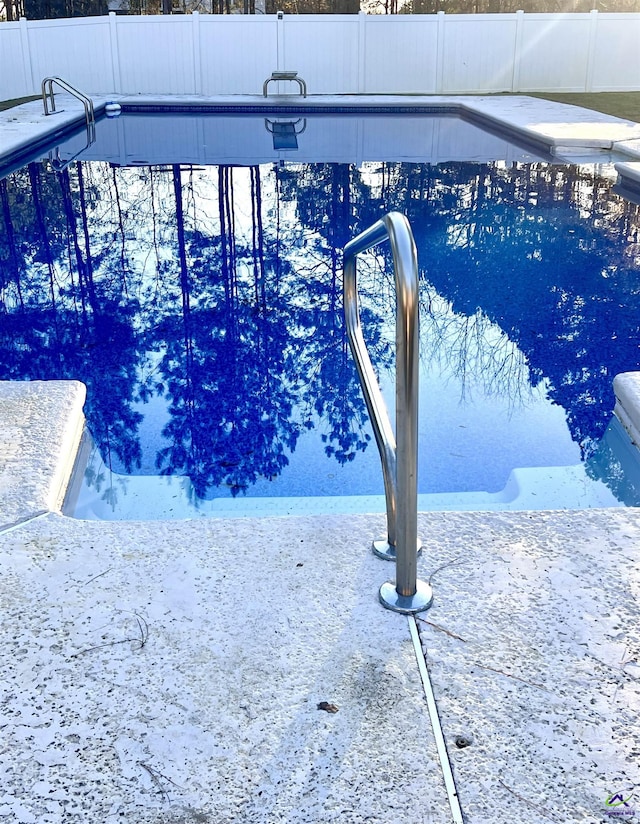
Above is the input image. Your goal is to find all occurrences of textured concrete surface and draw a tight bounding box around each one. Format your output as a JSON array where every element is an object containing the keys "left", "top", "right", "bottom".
[
  {"left": 462, "top": 95, "right": 640, "bottom": 152},
  {"left": 415, "top": 509, "right": 640, "bottom": 823},
  {"left": 0, "top": 383, "right": 639, "bottom": 823},
  {"left": 0, "top": 381, "right": 85, "bottom": 531},
  {"left": 614, "top": 372, "right": 640, "bottom": 447},
  {"left": 0, "top": 512, "right": 450, "bottom": 824}
]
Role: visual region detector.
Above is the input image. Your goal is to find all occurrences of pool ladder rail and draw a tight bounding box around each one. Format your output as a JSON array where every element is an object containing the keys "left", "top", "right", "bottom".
[
  {"left": 41, "top": 77, "right": 96, "bottom": 163},
  {"left": 343, "top": 212, "right": 433, "bottom": 615}
]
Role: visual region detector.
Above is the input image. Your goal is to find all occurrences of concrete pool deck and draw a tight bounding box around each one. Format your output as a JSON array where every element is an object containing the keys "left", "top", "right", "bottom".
[
  {"left": 1, "top": 97, "right": 640, "bottom": 822},
  {"left": 3, "top": 92, "right": 640, "bottom": 165},
  {"left": 4, "top": 92, "right": 640, "bottom": 194},
  {"left": 0, "top": 381, "right": 639, "bottom": 823}
]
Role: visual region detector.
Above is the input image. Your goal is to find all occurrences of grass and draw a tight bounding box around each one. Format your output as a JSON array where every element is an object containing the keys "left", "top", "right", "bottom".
[
  {"left": 528, "top": 92, "right": 640, "bottom": 123},
  {"left": 1, "top": 91, "right": 640, "bottom": 122},
  {"left": 0, "top": 95, "right": 39, "bottom": 111}
]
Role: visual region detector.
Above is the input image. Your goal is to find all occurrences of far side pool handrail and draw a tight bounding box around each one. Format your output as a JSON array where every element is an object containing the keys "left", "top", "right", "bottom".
[
  {"left": 42, "top": 77, "right": 96, "bottom": 143},
  {"left": 343, "top": 212, "right": 432, "bottom": 615}
]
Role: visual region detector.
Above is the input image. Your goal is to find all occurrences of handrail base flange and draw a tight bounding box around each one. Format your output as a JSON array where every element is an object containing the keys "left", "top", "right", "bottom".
[
  {"left": 379, "top": 579, "right": 433, "bottom": 615},
  {"left": 372, "top": 537, "right": 423, "bottom": 561}
]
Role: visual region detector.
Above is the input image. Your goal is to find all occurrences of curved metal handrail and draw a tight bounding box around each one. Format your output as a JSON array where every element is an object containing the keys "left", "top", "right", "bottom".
[
  {"left": 264, "top": 117, "right": 307, "bottom": 136},
  {"left": 46, "top": 143, "right": 92, "bottom": 173},
  {"left": 343, "top": 211, "right": 432, "bottom": 614},
  {"left": 42, "top": 77, "right": 96, "bottom": 144}
]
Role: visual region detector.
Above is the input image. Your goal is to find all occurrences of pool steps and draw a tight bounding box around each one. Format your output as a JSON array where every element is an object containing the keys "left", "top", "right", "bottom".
[
  {"left": 67, "top": 456, "right": 623, "bottom": 521},
  {"left": 614, "top": 371, "right": 640, "bottom": 445}
]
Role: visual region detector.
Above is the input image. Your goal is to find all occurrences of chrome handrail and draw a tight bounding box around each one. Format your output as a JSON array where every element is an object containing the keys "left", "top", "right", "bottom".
[
  {"left": 343, "top": 212, "right": 432, "bottom": 615},
  {"left": 42, "top": 77, "right": 96, "bottom": 144},
  {"left": 46, "top": 141, "right": 93, "bottom": 173},
  {"left": 264, "top": 117, "right": 307, "bottom": 135}
]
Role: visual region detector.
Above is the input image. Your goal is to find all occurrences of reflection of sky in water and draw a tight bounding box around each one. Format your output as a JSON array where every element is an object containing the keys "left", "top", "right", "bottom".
[{"left": 1, "top": 137, "right": 640, "bottom": 506}]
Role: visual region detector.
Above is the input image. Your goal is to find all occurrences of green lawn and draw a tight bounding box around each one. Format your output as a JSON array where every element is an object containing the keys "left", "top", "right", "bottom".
[
  {"left": 529, "top": 92, "right": 640, "bottom": 123},
  {"left": 0, "top": 95, "right": 39, "bottom": 111}
]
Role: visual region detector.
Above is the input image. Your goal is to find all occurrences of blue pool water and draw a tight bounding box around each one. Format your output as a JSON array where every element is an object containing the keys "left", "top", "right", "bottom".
[{"left": 2, "top": 111, "right": 640, "bottom": 517}]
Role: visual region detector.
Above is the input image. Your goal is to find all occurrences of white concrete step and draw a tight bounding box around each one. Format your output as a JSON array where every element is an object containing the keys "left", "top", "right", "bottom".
[{"left": 68, "top": 461, "right": 622, "bottom": 521}]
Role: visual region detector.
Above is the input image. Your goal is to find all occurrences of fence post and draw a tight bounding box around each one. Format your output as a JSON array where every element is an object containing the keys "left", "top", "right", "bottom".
[
  {"left": 276, "top": 10, "right": 285, "bottom": 72},
  {"left": 585, "top": 9, "right": 598, "bottom": 93},
  {"left": 512, "top": 9, "right": 524, "bottom": 93},
  {"left": 435, "top": 11, "right": 445, "bottom": 94},
  {"left": 192, "top": 11, "right": 202, "bottom": 95},
  {"left": 19, "top": 17, "right": 35, "bottom": 97},
  {"left": 358, "top": 10, "right": 366, "bottom": 93},
  {"left": 108, "top": 12, "right": 122, "bottom": 94}
]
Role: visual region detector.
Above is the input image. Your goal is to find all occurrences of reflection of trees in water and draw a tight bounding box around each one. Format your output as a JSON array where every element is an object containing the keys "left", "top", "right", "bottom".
[
  {"left": 150, "top": 164, "right": 309, "bottom": 497},
  {"left": 0, "top": 159, "right": 383, "bottom": 498},
  {"left": 352, "top": 160, "right": 640, "bottom": 458},
  {"left": 152, "top": 163, "right": 387, "bottom": 496},
  {"left": 277, "top": 163, "right": 390, "bottom": 464},
  {"left": 0, "top": 162, "right": 144, "bottom": 472},
  {"left": 420, "top": 286, "right": 533, "bottom": 408},
  {"left": 2, "top": 154, "right": 640, "bottom": 498}
]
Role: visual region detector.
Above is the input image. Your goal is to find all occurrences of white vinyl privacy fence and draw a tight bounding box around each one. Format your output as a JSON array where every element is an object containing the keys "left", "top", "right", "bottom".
[{"left": 2, "top": 10, "right": 640, "bottom": 102}]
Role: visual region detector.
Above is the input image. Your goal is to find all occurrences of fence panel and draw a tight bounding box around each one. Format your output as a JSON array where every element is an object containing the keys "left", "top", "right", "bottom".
[
  {"left": 590, "top": 14, "right": 640, "bottom": 92},
  {"left": 2, "top": 12, "right": 640, "bottom": 101},
  {"left": 282, "top": 16, "right": 360, "bottom": 94},
  {"left": 441, "top": 15, "right": 516, "bottom": 93},
  {"left": 199, "top": 16, "right": 277, "bottom": 96},
  {"left": 0, "top": 23, "right": 30, "bottom": 100},
  {"left": 23, "top": 16, "right": 112, "bottom": 94},
  {"left": 516, "top": 13, "right": 592, "bottom": 92},
  {"left": 363, "top": 16, "right": 438, "bottom": 93},
  {"left": 115, "top": 15, "right": 195, "bottom": 94}
]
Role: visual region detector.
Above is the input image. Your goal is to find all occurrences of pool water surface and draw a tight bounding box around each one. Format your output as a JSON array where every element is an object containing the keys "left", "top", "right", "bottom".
[{"left": 1, "top": 112, "right": 640, "bottom": 517}]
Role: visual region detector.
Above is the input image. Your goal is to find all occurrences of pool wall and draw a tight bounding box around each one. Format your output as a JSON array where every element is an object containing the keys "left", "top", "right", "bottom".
[
  {"left": 614, "top": 372, "right": 640, "bottom": 448},
  {"left": 2, "top": 11, "right": 640, "bottom": 102},
  {"left": 4, "top": 95, "right": 640, "bottom": 179},
  {"left": 51, "top": 109, "right": 549, "bottom": 167}
]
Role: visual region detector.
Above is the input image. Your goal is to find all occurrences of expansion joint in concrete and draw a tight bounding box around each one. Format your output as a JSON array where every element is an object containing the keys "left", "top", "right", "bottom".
[
  {"left": 0, "top": 510, "right": 50, "bottom": 536},
  {"left": 409, "top": 615, "right": 465, "bottom": 824}
]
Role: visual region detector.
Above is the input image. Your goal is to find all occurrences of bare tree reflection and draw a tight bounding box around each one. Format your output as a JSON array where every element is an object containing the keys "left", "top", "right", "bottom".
[
  {"left": 2, "top": 147, "right": 640, "bottom": 502},
  {"left": 420, "top": 286, "right": 533, "bottom": 408}
]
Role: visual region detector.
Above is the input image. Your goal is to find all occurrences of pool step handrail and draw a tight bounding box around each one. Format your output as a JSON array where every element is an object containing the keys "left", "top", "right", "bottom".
[
  {"left": 42, "top": 77, "right": 96, "bottom": 144},
  {"left": 343, "top": 212, "right": 433, "bottom": 615},
  {"left": 46, "top": 140, "right": 94, "bottom": 173}
]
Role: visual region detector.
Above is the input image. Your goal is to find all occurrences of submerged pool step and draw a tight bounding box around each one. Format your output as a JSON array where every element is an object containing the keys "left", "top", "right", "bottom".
[{"left": 68, "top": 462, "right": 622, "bottom": 521}]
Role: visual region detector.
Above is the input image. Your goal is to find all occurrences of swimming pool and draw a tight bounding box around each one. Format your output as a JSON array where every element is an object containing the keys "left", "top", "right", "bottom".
[{"left": 2, "top": 110, "right": 640, "bottom": 518}]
